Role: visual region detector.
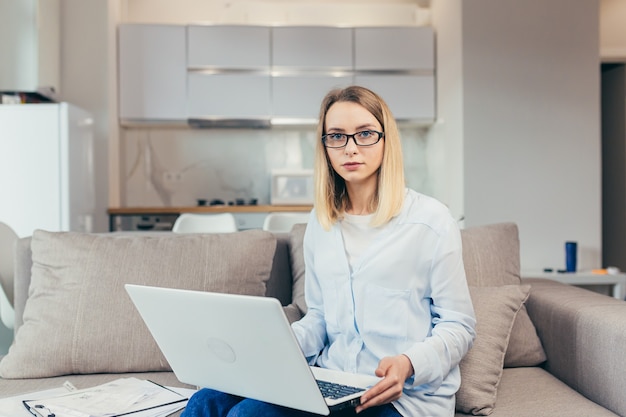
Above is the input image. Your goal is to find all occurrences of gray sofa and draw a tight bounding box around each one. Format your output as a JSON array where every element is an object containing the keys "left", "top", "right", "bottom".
[{"left": 1, "top": 223, "right": 625, "bottom": 417}]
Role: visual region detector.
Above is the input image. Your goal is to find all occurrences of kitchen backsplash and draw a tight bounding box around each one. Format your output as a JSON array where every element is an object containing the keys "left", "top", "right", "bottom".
[{"left": 122, "top": 127, "right": 432, "bottom": 207}]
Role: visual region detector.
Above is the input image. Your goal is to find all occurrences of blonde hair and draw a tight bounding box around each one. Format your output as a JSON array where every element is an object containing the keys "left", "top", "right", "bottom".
[{"left": 314, "top": 86, "right": 405, "bottom": 230}]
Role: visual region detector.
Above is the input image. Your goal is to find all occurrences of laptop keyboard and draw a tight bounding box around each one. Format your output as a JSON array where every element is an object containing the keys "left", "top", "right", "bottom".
[{"left": 316, "top": 379, "right": 365, "bottom": 400}]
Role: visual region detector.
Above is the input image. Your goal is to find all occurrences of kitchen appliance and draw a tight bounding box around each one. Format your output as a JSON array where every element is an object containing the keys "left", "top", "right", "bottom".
[
  {"left": 270, "top": 169, "right": 314, "bottom": 205},
  {"left": 0, "top": 102, "right": 95, "bottom": 237}
]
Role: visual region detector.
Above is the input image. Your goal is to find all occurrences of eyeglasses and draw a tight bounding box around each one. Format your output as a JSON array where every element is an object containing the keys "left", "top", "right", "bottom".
[{"left": 321, "top": 130, "right": 384, "bottom": 148}]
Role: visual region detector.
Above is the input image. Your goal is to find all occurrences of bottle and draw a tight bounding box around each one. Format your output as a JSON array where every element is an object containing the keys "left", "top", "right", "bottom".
[{"left": 565, "top": 241, "right": 577, "bottom": 273}]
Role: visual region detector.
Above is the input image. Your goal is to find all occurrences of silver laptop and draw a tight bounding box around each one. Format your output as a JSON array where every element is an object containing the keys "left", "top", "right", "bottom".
[{"left": 125, "top": 284, "right": 380, "bottom": 416}]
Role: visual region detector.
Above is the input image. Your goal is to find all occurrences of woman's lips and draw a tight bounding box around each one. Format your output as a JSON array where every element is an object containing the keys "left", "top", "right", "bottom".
[{"left": 343, "top": 162, "right": 362, "bottom": 171}]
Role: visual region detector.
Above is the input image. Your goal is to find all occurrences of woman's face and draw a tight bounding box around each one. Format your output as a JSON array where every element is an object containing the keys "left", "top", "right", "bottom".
[{"left": 324, "top": 101, "right": 384, "bottom": 188}]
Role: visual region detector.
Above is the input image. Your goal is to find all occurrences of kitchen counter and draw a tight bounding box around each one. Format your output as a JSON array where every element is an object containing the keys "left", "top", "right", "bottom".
[
  {"left": 107, "top": 205, "right": 313, "bottom": 231},
  {"left": 108, "top": 205, "right": 313, "bottom": 215}
]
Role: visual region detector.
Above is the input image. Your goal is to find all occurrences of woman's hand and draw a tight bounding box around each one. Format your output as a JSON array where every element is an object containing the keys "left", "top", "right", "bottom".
[{"left": 355, "top": 354, "right": 414, "bottom": 413}]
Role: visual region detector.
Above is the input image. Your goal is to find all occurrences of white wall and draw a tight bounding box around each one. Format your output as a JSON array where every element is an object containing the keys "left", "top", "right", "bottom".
[
  {"left": 120, "top": 0, "right": 429, "bottom": 26},
  {"left": 428, "top": 0, "right": 464, "bottom": 222},
  {"left": 455, "top": 0, "right": 602, "bottom": 270},
  {"left": 58, "top": 0, "right": 118, "bottom": 232}
]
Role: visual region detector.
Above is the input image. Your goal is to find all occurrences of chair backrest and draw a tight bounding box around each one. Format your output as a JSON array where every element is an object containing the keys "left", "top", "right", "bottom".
[
  {"left": 172, "top": 213, "right": 239, "bottom": 233},
  {"left": 262, "top": 212, "right": 310, "bottom": 233},
  {"left": 0, "top": 221, "right": 18, "bottom": 328}
]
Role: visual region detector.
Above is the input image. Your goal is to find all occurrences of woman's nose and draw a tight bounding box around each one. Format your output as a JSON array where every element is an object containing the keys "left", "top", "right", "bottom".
[{"left": 344, "top": 137, "right": 359, "bottom": 154}]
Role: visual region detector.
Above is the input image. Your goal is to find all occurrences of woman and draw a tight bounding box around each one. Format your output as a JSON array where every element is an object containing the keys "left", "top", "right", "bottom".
[{"left": 183, "top": 86, "right": 476, "bottom": 416}]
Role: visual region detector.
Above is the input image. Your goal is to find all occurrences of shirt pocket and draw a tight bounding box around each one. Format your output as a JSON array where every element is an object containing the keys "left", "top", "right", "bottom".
[{"left": 363, "top": 284, "right": 410, "bottom": 339}]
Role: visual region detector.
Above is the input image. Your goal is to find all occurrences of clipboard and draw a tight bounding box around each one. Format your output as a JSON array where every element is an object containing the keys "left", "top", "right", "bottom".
[{"left": 22, "top": 378, "right": 188, "bottom": 417}]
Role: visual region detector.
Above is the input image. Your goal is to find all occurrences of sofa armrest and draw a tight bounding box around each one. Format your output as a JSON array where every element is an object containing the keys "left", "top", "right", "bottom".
[{"left": 523, "top": 278, "right": 626, "bottom": 416}]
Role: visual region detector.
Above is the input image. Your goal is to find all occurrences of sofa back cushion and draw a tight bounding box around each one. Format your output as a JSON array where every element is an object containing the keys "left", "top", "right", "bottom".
[
  {"left": 461, "top": 223, "right": 546, "bottom": 368},
  {"left": 0, "top": 229, "right": 277, "bottom": 378},
  {"left": 461, "top": 222, "right": 521, "bottom": 286}
]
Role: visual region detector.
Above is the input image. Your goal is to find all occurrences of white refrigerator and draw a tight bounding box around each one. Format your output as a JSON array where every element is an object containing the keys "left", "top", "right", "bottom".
[{"left": 0, "top": 103, "right": 95, "bottom": 238}]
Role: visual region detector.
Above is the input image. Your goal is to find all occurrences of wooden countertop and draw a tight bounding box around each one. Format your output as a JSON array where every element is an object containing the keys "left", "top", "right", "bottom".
[{"left": 108, "top": 205, "right": 313, "bottom": 215}]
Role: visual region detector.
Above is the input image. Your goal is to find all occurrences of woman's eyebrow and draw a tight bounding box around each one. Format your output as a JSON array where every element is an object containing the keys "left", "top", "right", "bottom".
[
  {"left": 326, "top": 123, "right": 377, "bottom": 133},
  {"left": 355, "top": 123, "right": 377, "bottom": 131}
]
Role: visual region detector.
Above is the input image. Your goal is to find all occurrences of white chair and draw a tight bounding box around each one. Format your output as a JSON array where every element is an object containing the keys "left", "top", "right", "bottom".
[
  {"left": 0, "top": 222, "right": 18, "bottom": 329},
  {"left": 172, "top": 213, "right": 239, "bottom": 233},
  {"left": 262, "top": 212, "right": 310, "bottom": 233}
]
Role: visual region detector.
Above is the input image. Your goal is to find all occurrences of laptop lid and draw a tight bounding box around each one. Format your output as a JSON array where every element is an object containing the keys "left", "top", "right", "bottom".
[{"left": 125, "top": 284, "right": 378, "bottom": 415}]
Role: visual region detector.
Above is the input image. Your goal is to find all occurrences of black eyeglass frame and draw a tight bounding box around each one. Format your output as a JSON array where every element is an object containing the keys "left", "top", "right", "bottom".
[{"left": 321, "top": 130, "right": 384, "bottom": 148}]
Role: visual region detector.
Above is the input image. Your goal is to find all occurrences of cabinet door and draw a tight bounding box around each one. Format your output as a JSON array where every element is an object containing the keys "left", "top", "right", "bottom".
[
  {"left": 118, "top": 24, "right": 187, "bottom": 122},
  {"left": 354, "top": 27, "right": 434, "bottom": 71},
  {"left": 354, "top": 75, "right": 435, "bottom": 121},
  {"left": 272, "top": 75, "right": 353, "bottom": 121},
  {"left": 187, "top": 73, "right": 271, "bottom": 120},
  {"left": 272, "top": 27, "right": 353, "bottom": 70},
  {"left": 188, "top": 25, "right": 270, "bottom": 69},
  {"left": 354, "top": 27, "right": 435, "bottom": 122}
]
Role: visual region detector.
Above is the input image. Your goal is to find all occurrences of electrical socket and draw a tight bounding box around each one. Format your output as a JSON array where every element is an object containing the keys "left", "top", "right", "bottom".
[{"left": 162, "top": 171, "right": 182, "bottom": 185}]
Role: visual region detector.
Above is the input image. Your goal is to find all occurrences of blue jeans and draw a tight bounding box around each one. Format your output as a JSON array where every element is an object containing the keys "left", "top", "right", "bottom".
[{"left": 181, "top": 388, "right": 402, "bottom": 417}]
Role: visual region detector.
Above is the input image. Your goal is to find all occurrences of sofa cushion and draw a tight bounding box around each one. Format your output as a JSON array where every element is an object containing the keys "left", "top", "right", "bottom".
[
  {"left": 476, "top": 367, "right": 620, "bottom": 417},
  {"left": 0, "top": 229, "right": 277, "bottom": 379},
  {"left": 456, "top": 284, "right": 530, "bottom": 416},
  {"left": 461, "top": 223, "right": 521, "bottom": 287},
  {"left": 283, "top": 223, "right": 307, "bottom": 323},
  {"left": 461, "top": 223, "right": 546, "bottom": 368}
]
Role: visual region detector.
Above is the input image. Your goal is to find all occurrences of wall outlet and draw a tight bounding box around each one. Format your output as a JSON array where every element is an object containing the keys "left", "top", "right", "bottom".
[{"left": 162, "top": 171, "right": 182, "bottom": 185}]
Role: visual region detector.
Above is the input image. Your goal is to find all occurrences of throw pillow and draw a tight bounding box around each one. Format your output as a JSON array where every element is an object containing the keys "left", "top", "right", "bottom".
[
  {"left": 503, "top": 304, "right": 546, "bottom": 367},
  {"left": 0, "top": 229, "right": 277, "bottom": 379},
  {"left": 456, "top": 284, "right": 531, "bottom": 416},
  {"left": 461, "top": 223, "right": 546, "bottom": 367}
]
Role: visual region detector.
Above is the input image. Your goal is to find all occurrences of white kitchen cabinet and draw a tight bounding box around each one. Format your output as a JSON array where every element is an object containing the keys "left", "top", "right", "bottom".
[
  {"left": 187, "top": 25, "right": 270, "bottom": 69},
  {"left": 118, "top": 24, "right": 187, "bottom": 123},
  {"left": 354, "top": 27, "right": 434, "bottom": 71},
  {"left": 354, "top": 27, "right": 435, "bottom": 122},
  {"left": 355, "top": 74, "right": 435, "bottom": 121},
  {"left": 272, "top": 75, "right": 353, "bottom": 122},
  {"left": 116, "top": 24, "right": 436, "bottom": 126},
  {"left": 187, "top": 73, "right": 271, "bottom": 123},
  {"left": 272, "top": 27, "right": 353, "bottom": 70},
  {"left": 271, "top": 27, "right": 353, "bottom": 122},
  {"left": 186, "top": 25, "right": 271, "bottom": 125}
]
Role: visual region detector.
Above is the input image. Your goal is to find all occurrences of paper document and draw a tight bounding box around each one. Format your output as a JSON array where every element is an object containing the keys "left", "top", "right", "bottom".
[
  {"left": 0, "top": 386, "right": 72, "bottom": 417},
  {"left": 15, "top": 378, "right": 193, "bottom": 417}
]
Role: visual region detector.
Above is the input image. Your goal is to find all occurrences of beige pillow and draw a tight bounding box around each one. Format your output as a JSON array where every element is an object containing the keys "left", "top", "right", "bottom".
[
  {"left": 503, "top": 304, "right": 546, "bottom": 367},
  {"left": 0, "top": 229, "right": 277, "bottom": 378},
  {"left": 283, "top": 223, "right": 307, "bottom": 324},
  {"left": 456, "top": 285, "right": 531, "bottom": 416},
  {"left": 461, "top": 223, "right": 521, "bottom": 287},
  {"left": 461, "top": 223, "right": 546, "bottom": 368}
]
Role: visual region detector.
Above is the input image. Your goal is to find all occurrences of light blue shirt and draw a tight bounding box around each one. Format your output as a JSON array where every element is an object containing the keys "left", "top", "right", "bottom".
[{"left": 291, "top": 189, "right": 476, "bottom": 416}]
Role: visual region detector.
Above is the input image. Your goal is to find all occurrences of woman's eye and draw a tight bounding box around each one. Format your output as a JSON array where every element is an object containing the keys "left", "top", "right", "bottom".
[
  {"left": 359, "top": 131, "right": 372, "bottom": 138},
  {"left": 329, "top": 134, "right": 344, "bottom": 140}
]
